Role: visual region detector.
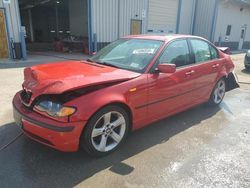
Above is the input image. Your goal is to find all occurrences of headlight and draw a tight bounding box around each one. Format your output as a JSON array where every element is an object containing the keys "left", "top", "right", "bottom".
[
  {"left": 247, "top": 50, "right": 250, "bottom": 57},
  {"left": 34, "top": 100, "right": 76, "bottom": 117}
]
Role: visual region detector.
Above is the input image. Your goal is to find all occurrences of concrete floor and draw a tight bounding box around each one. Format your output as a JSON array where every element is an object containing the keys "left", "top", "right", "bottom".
[{"left": 0, "top": 54, "right": 249, "bottom": 188}]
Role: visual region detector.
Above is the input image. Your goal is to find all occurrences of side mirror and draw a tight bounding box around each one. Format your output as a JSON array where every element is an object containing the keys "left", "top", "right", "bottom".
[{"left": 156, "top": 64, "right": 176, "bottom": 74}]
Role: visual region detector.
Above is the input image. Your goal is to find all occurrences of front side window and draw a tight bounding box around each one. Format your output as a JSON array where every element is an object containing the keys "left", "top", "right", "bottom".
[
  {"left": 90, "top": 39, "right": 163, "bottom": 73},
  {"left": 190, "top": 39, "right": 211, "bottom": 63},
  {"left": 158, "top": 40, "right": 191, "bottom": 67}
]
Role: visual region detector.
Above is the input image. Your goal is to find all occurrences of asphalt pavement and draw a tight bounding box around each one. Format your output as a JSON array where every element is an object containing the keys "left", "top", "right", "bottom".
[{"left": 0, "top": 53, "right": 249, "bottom": 188}]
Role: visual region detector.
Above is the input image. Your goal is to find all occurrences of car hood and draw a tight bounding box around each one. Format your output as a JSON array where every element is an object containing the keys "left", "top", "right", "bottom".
[{"left": 23, "top": 61, "right": 141, "bottom": 99}]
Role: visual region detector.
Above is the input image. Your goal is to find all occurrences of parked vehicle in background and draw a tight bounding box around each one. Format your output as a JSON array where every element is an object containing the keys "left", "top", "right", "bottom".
[
  {"left": 245, "top": 50, "right": 250, "bottom": 70},
  {"left": 13, "top": 35, "right": 239, "bottom": 157}
]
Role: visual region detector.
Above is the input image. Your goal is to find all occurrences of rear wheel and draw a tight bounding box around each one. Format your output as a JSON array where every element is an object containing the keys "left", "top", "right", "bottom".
[
  {"left": 80, "top": 105, "right": 129, "bottom": 157},
  {"left": 208, "top": 78, "right": 226, "bottom": 106}
]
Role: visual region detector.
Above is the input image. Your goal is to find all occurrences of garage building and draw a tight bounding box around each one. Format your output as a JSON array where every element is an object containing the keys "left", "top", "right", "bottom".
[
  {"left": 0, "top": 0, "right": 23, "bottom": 59},
  {"left": 1, "top": 0, "right": 250, "bottom": 59},
  {"left": 192, "top": 0, "right": 250, "bottom": 50}
]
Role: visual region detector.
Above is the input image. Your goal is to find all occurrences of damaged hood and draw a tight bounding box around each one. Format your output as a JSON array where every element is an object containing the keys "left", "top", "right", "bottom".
[{"left": 23, "top": 61, "right": 141, "bottom": 99}]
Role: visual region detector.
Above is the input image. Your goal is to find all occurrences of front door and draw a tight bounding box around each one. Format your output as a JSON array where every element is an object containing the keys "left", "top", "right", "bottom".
[
  {"left": 238, "top": 27, "right": 246, "bottom": 50},
  {"left": 0, "top": 9, "right": 9, "bottom": 58},
  {"left": 147, "top": 39, "right": 197, "bottom": 122},
  {"left": 131, "top": 19, "right": 142, "bottom": 35}
]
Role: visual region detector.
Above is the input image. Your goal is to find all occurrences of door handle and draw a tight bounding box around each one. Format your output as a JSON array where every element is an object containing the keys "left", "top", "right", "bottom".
[
  {"left": 185, "top": 70, "right": 195, "bottom": 76},
  {"left": 212, "top": 64, "right": 220, "bottom": 68}
]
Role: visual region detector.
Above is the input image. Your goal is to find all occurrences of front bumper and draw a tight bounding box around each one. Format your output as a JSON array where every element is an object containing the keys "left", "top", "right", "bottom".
[{"left": 13, "top": 92, "right": 86, "bottom": 152}]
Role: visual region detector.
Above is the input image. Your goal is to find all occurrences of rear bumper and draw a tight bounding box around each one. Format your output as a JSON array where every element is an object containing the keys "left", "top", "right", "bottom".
[
  {"left": 225, "top": 72, "right": 239, "bottom": 92},
  {"left": 13, "top": 92, "right": 86, "bottom": 152}
]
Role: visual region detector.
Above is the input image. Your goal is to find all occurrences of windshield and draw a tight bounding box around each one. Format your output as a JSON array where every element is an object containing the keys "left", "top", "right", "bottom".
[{"left": 89, "top": 39, "right": 164, "bottom": 73}]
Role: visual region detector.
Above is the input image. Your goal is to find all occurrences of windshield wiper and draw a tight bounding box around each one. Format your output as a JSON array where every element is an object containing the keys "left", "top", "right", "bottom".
[
  {"left": 100, "top": 62, "right": 119, "bottom": 68},
  {"left": 86, "top": 59, "right": 119, "bottom": 68},
  {"left": 86, "top": 58, "right": 93, "bottom": 62}
]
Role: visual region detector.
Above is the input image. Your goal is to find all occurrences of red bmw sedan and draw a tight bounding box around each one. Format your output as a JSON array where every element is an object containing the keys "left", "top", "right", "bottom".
[{"left": 13, "top": 35, "right": 239, "bottom": 156}]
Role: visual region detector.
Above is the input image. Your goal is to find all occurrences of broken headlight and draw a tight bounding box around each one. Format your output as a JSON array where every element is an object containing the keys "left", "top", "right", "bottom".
[{"left": 34, "top": 100, "right": 76, "bottom": 117}]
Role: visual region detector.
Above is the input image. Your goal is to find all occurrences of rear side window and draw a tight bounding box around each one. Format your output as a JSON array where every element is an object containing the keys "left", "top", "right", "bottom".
[
  {"left": 210, "top": 45, "right": 219, "bottom": 59},
  {"left": 158, "top": 40, "right": 191, "bottom": 67},
  {"left": 190, "top": 39, "right": 211, "bottom": 63}
]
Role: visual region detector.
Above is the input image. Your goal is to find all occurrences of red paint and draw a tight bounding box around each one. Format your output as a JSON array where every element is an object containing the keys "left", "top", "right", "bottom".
[
  {"left": 13, "top": 92, "right": 86, "bottom": 151},
  {"left": 13, "top": 35, "right": 236, "bottom": 152},
  {"left": 157, "top": 64, "right": 176, "bottom": 73},
  {"left": 22, "top": 61, "right": 140, "bottom": 106}
]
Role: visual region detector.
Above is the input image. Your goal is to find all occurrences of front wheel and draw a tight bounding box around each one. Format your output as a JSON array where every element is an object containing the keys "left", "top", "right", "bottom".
[
  {"left": 208, "top": 78, "right": 226, "bottom": 106},
  {"left": 80, "top": 105, "right": 130, "bottom": 157}
]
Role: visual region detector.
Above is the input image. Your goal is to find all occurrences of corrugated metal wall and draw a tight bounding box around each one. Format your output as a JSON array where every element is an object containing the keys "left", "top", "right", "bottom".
[
  {"left": 214, "top": 1, "right": 250, "bottom": 49},
  {"left": 91, "top": 0, "right": 148, "bottom": 49},
  {"left": 148, "top": 0, "right": 178, "bottom": 33},
  {"left": 0, "top": 0, "right": 21, "bottom": 43},
  {"left": 215, "top": 1, "right": 250, "bottom": 42},
  {"left": 178, "top": 0, "right": 195, "bottom": 34},
  {"left": 119, "top": 0, "right": 148, "bottom": 37},
  {"left": 193, "top": 0, "right": 217, "bottom": 40},
  {"left": 92, "top": 0, "right": 119, "bottom": 43}
]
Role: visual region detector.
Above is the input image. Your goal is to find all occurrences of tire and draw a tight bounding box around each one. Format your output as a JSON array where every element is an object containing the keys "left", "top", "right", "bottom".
[
  {"left": 208, "top": 78, "right": 226, "bottom": 106},
  {"left": 80, "top": 105, "right": 130, "bottom": 157}
]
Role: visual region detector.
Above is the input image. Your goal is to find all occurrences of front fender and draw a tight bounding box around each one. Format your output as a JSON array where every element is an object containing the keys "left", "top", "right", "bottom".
[{"left": 66, "top": 91, "right": 131, "bottom": 122}]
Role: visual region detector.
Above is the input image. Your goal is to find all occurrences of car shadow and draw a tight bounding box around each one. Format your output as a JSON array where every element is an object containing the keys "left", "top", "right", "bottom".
[
  {"left": 0, "top": 104, "right": 221, "bottom": 187},
  {"left": 241, "top": 69, "right": 250, "bottom": 75}
]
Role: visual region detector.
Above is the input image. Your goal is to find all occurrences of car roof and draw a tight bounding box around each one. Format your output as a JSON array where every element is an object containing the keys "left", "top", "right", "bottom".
[{"left": 122, "top": 34, "right": 205, "bottom": 42}]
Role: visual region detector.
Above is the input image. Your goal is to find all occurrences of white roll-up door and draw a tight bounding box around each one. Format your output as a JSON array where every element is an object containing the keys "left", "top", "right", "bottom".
[{"left": 148, "top": 0, "right": 178, "bottom": 34}]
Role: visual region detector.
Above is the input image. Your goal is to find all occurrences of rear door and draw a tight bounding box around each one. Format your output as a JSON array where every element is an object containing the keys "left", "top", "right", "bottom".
[
  {"left": 146, "top": 39, "right": 198, "bottom": 122},
  {"left": 188, "top": 39, "right": 222, "bottom": 102}
]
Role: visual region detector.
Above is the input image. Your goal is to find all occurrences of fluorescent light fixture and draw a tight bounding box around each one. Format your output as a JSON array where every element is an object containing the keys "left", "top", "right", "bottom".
[
  {"left": 25, "top": 5, "right": 34, "bottom": 9},
  {"left": 40, "top": 0, "right": 51, "bottom": 4}
]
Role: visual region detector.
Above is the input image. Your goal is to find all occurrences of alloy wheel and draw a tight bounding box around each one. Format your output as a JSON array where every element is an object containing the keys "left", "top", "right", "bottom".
[
  {"left": 213, "top": 79, "right": 226, "bottom": 104},
  {"left": 91, "top": 111, "right": 126, "bottom": 152}
]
